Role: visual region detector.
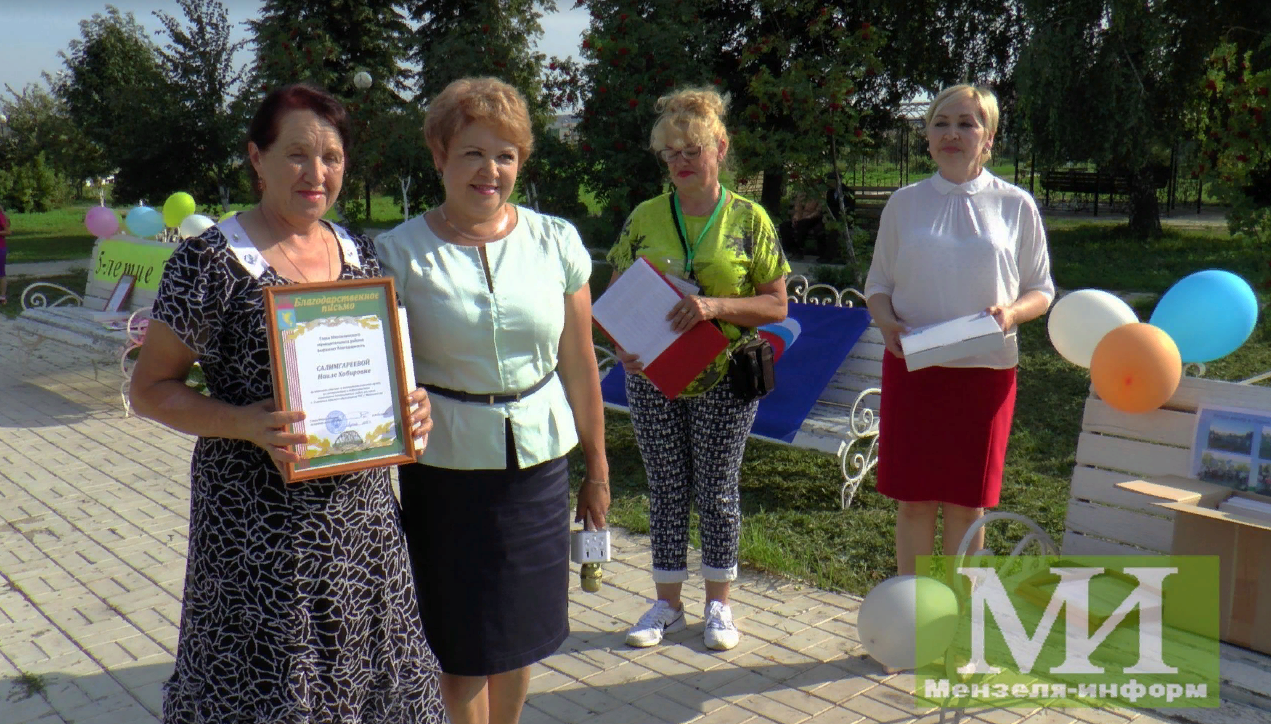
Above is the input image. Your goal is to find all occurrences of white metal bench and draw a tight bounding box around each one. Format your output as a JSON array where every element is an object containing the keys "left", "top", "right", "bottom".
[
  {"left": 1063, "top": 369, "right": 1271, "bottom": 716},
  {"left": 14, "top": 237, "right": 167, "bottom": 413},
  {"left": 595, "top": 274, "right": 883, "bottom": 508}
]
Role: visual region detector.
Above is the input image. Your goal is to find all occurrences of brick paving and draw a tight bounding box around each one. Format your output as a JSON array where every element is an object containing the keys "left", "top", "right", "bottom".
[{"left": 0, "top": 321, "right": 1185, "bottom": 724}]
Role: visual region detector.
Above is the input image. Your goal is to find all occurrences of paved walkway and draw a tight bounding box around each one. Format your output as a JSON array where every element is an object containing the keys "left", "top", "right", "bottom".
[
  {"left": 1040, "top": 207, "right": 1229, "bottom": 230},
  {"left": 0, "top": 323, "right": 1203, "bottom": 724},
  {"left": 5, "top": 260, "right": 91, "bottom": 279}
]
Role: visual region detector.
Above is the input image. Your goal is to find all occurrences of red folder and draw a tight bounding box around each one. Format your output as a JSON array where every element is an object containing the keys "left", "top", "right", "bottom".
[{"left": 593, "top": 257, "right": 730, "bottom": 400}]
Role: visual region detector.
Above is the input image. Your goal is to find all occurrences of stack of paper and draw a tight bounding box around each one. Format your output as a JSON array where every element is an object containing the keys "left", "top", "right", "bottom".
[
  {"left": 899, "top": 312, "right": 1006, "bottom": 371},
  {"left": 1219, "top": 495, "right": 1271, "bottom": 524},
  {"left": 592, "top": 257, "right": 728, "bottom": 399}
]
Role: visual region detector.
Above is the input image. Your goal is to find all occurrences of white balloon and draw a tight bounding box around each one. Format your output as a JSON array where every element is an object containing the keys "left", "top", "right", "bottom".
[
  {"left": 178, "top": 213, "right": 216, "bottom": 238},
  {"left": 1048, "top": 289, "right": 1139, "bottom": 368},
  {"left": 353, "top": 71, "right": 372, "bottom": 89},
  {"left": 858, "top": 575, "right": 960, "bottom": 671}
]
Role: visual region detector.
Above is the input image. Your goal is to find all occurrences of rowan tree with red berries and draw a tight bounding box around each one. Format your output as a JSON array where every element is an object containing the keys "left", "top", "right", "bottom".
[
  {"left": 553, "top": 0, "right": 714, "bottom": 229},
  {"left": 1198, "top": 40, "right": 1271, "bottom": 247},
  {"left": 731, "top": 6, "right": 884, "bottom": 281}
]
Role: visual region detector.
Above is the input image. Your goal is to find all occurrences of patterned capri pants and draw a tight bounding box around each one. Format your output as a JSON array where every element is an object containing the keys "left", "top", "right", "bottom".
[{"left": 626, "top": 374, "right": 760, "bottom": 583}]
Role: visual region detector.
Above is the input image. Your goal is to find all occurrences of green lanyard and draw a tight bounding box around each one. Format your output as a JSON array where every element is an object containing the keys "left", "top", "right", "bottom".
[{"left": 671, "top": 186, "right": 728, "bottom": 278}]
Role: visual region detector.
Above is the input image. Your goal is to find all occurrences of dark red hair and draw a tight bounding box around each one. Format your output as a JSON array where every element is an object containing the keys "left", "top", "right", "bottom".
[{"left": 248, "top": 84, "right": 353, "bottom": 155}]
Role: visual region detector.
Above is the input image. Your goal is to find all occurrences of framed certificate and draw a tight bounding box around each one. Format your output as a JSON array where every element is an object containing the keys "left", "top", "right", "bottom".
[
  {"left": 263, "top": 278, "right": 417, "bottom": 482},
  {"left": 105, "top": 274, "right": 136, "bottom": 312}
]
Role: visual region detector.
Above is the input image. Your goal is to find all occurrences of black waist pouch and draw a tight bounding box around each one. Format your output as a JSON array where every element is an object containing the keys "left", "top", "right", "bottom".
[{"left": 728, "top": 336, "right": 776, "bottom": 401}]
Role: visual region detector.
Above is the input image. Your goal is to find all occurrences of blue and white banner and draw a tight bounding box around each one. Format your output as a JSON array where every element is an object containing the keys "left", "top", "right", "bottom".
[{"left": 601, "top": 303, "right": 872, "bottom": 443}]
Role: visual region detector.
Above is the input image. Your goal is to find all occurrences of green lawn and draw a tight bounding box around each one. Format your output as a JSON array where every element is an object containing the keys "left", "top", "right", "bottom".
[
  {"left": 0, "top": 197, "right": 417, "bottom": 267},
  {"left": 4, "top": 204, "right": 101, "bottom": 263},
  {"left": 1047, "top": 224, "right": 1262, "bottom": 294},
  {"left": 571, "top": 301, "right": 1271, "bottom": 597}
]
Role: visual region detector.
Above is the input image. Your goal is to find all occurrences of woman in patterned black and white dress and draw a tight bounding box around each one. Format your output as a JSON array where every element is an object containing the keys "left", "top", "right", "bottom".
[{"left": 129, "top": 84, "right": 445, "bottom": 723}]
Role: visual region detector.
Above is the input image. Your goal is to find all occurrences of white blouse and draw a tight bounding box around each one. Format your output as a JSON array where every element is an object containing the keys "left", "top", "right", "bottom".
[
  {"left": 863, "top": 171, "right": 1055, "bottom": 369},
  {"left": 374, "top": 207, "right": 592, "bottom": 470}
]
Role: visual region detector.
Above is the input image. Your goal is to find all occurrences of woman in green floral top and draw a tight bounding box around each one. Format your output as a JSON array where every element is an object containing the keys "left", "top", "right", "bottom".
[{"left": 607, "top": 87, "right": 790, "bottom": 652}]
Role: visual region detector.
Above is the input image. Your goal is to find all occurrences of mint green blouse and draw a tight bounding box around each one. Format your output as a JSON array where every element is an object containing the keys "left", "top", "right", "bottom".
[{"left": 374, "top": 207, "right": 592, "bottom": 470}]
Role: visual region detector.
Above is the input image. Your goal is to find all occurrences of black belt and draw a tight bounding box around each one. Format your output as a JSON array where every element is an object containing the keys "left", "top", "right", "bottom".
[{"left": 424, "top": 371, "right": 556, "bottom": 405}]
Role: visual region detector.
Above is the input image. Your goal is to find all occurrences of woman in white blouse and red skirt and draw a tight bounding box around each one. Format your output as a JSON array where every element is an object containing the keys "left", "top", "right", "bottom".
[{"left": 864, "top": 85, "right": 1055, "bottom": 577}]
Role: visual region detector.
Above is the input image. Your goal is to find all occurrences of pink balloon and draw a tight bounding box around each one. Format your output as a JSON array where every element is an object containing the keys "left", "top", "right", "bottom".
[{"left": 85, "top": 206, "right": 120, "bottom": 238}]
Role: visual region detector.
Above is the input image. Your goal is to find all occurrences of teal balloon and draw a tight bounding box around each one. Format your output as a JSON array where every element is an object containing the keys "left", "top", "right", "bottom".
[
  {"left": 125, "top": 206, "right": 164, "bottom": 238},
  {"left": 1149, "top": 270, "right": 1258, "bottom": 363}
]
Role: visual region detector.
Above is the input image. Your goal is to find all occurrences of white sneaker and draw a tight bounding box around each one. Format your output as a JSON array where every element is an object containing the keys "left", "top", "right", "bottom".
[
  {"left": 704, "top": 600, "right": 740, "bottom": 651},
  {"left": 625, "top": 600, "right": 686, "bottom": 647}
]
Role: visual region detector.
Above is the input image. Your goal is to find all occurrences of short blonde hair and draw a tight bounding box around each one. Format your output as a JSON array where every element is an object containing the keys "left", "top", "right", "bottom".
[
  {"left": 649, "top": 87, "right": 730, "bottom": 154},
  {"left": 424, "top": 77, "right": 534, "bottom": 164},
  {"left": 925, "top": 85, "right": 999, "bottom": 164}
]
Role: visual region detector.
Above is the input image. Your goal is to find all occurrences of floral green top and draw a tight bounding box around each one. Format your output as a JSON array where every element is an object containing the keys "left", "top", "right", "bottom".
[{"left": 607, "top": 190, "right": 790, "bottom": 396}]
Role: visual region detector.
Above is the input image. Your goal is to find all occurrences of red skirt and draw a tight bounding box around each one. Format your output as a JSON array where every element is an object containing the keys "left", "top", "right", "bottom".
[{"left": 876, "top": 351, "right": 1017, "bottom": 508}]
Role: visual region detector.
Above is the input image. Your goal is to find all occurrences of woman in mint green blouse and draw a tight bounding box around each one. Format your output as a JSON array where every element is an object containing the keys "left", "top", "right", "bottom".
[{"left": 374, "top": 78, "right": 610, "bottom": 724}]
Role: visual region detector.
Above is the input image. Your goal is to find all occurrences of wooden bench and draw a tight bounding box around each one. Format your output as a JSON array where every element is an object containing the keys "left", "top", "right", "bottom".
[
  {"left": 14, "top": 237, "right": 174, "bottom": 413},
  {"left": 850, "top": 186, "right": 898, "bottom": 204},
  {"left": 1040, "top": 168, "right": 1169, "bottom": 214},
  {"left": 848, "top": 186, "right": 897, "bottom": 222},
  {"left": 594, "top": 274, "right": 883, "bottom": 508},
  {"left": 1063, "top": 372, "right": 1271, "bottom": 716}
]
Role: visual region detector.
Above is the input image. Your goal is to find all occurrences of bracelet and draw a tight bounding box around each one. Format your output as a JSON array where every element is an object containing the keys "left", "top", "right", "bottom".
[{"left": 584, "top": 479, "right": 609, "bottom": 486}]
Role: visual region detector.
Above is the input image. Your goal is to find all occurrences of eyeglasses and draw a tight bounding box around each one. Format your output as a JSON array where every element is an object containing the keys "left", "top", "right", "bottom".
[{"left": 657, "top": 146, "right": 702, "bottom": 163}]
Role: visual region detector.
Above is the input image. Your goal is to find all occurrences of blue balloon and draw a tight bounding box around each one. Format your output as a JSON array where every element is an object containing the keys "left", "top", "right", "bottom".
[
  {"left": 1149, "top": 270, "right": 1259, "bottom": 363},
  {"left": 125, "top": 206, "right": 164, "bottom": 238}
]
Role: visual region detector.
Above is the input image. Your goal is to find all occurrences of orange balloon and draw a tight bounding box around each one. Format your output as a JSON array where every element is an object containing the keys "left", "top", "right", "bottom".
[{"left": 1090, "top": 323, "right": 1182, "bottom": 414}]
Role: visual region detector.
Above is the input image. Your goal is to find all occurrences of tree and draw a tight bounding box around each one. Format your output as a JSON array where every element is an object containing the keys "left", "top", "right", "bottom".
[
  {"left": 1, "top": 84, "right": 102, "bottom": 197},
  {"left": 732, "top": 3, "right": 884, "bottom": 282},
  {"left": 1198, "top": 39, "right": 1271, "bottom": 251},
  {"left": 374, "top": 102, "right": 433, "bottom": 219},
  {"left": 0, "top": 152, "right": 71, "bottom": 213},
  {"left": 563, "top": 0, "right": 1022, "bottom": 258},
  {"left": 405, "top": 1, "right": 588, "bottom": 219},
  {"left": 565, "top": 0, "right": 717, "bottom": 223},
  {"left": 249, "top": 0, "right": 412, "bottom": 96},
  {"left": 249, "top": 0, "right": 414, "bottom": 221},
  {"left": 712, "top": 0, "right": 1022, "bottom": 218},
  {"left": 54, "top": 5, "right": 172, "bottom": 201},
  {"left": 153, "top": 0, "right": 250, "bottom": 210},
  {"left": 406, "top": 1, "right": 555, "bottom": 110},
  {"left": 1016, "top": 0, "right": 1261, "bottom": 239}
]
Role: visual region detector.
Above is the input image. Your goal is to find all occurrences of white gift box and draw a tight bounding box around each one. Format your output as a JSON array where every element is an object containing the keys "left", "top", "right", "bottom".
[{"left": 899, "top": 312, "right": 1006, "bottom": 372}]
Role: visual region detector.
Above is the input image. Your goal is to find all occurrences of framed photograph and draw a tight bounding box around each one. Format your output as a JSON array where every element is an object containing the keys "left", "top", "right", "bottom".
[
  {"left": 1191, "top": 405, "right": 1271, "bottom": 496},
  {"left": 263, "top": 277, "right": 417, "bottom": 483},
  {"left": 105, "top": 274, "right": 136, "bottom": 312}
]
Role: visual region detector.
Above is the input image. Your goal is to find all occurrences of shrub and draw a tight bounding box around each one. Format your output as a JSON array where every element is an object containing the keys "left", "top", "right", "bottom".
[
  {"left": 0, "top": 154, "right": 71, "bottom": 212},
  {"left": 571, "top": 213, "right": 621, "bottom": 253},
  {"left": 524, "top": 132, "right": 588, "bottom": 221}
]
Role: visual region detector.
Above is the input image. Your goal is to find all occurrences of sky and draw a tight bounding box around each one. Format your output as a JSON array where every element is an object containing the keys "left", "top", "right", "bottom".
[{"left": 0, "top": 1, "right": 590, "bottom": 95}]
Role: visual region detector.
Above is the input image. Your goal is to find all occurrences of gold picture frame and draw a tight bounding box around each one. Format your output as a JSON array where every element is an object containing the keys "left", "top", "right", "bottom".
[{"left": 262, "top": 277, "right": 416, "bottom": 483}]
